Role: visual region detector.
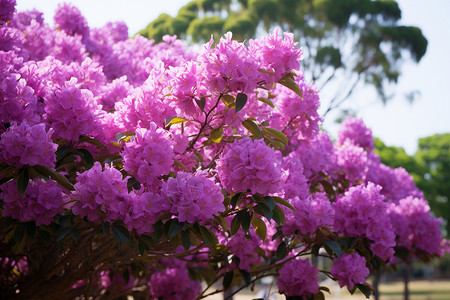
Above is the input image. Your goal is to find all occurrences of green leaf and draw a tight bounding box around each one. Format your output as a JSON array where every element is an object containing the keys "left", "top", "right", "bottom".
[
  {"left": 32, "top": 165, "right": 75, "bottom": 191},
  {"left": 276, "top": 241, "right": 287, "bottom": 260},
  {"left": 239, "top": 269, "right": 251, "bottom": 285},
  {"left": 195, "top": 97, "right": 206, "bottom": 111},
  {"left": 230, "top": 215, "right": 241, "bottom": 236},
  {"left": 181, "top": 230, "right": 191, "bottom": 251},
  {"left": 173, "top": 160, "right": 188, "bottom": 171},
  {"left": 210, "top": 126, "right": 224, "bottom": 143},
  {"left": 356, "top": 284, "right": 372, "bottom": 299},
  {"left": 38, "top": 229, "right": 51, "bottom": 244},
  {"left": 221, "top": 94, "right": 235, "bottom": 108},
  {"left": 278, "top": 73, "right": 303, "bottom": 99},
  {"left": 272, "top": 205, "right": 285, "bottom": 225},
  {"left": 251, "top": 217, "right": 267, "bottom": 241},
  {"left": 257, "top": 97, "right": 275, "bottom": 108},
  {"left": 235, "top": 93, "right": 247, "bottom": 113},
  {"left": 230, "top": 193, "right": 242, "bottom": 209},
  {"left": 77, "top": 148, "right": 94, "bottom": 169},
  {"left": 111, "top": 224, "right": 130, "bottom": 245},
  {"left": 14, "top": 223, "right": 26, "bottom": 245},
  {"left": 25, "top": 222, "right": 36, "bottom": 239},
  {"left": 262, "top": 128, "right": 289, "bottom": 145},
  {"left": 324, "top": 240, "right": 342, "bottom": 257},
  {"left": 263, "top": 196, "right": 275, "bottom": 210},
  {"left": 115, "top": 131, "right": 135, "bottom": 142},
  {"left": 69, "top": 228, "right": 79, "bottom": 241},
  {"left": 78, "top": 136, "right": 107, "bottom": 150},
  {"left": 57, "top": 226, "right": 71, "bottom": 241},
  {"left": 273, "top": 196, "right": 295, "bottom": 211},
  {"left": 102, "top": 222, "right": 110, "bottom": 234},
  {"left": 242, "top": 119, "right": 263, "bottom": 139},
  {"left": 238, "top": 210, "right": 251, "bottom": 233},
  {"left": 255, "top": 203, "right": 272, "bottom": 221},
  {"left": 165, "top": 117, "right": 188, "bottom": 128},
  {"left": 199, "top": 226, "right": 218, "bottom": 246},
  {"left": 319, "top": 286, "right": 331, "bottom": 294},
  {"left": 223, "top": 271, "right": 234, "bottom": 290},
  {"left": 17, "top": 168, "right": 30, "bottom": 195},
  {"left": 168, "top": 219, "right": 183, "bottom": 238}
]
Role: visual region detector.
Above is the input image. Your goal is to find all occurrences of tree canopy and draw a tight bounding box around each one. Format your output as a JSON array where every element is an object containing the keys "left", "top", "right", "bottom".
[{"left": 139, "top": 0, "right": 428, "bottom": 113}]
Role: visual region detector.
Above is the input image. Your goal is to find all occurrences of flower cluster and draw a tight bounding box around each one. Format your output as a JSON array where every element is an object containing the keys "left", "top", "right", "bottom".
[
  {"left": 333, "top": 183, "right": 396, "bottom": 261},
  {"left": 331, "top": 253, "right": 369, "bottom": 290},
  {"left": 337, "top": 117, "right": 374, "bottom": 150},
  {"left": 162, "top": 171, "right": 225, "bottom": 224},
  {"left": 1, "top": 178, "right": 66, "bottom": 225},
  {"left": 71, "top": 162, "right": 129, "bottom": 222},
  {"left": 121, "top": 123, "right": 174, "bottom": 189},
  {"left": 217, "top": 137, "right": 281, "bottom": 195},
  {"left": 0, "top": 121, "right": 57, "bottom": 168},
  {"left": 277, "top": 257, "right": 319, "bottom": 297}
]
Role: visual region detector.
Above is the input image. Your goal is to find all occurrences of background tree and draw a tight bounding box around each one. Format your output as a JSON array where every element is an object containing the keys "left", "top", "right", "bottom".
[
  {"left": 375, "top": 135, "right": 450, "bottom": 237},
  {"left": 139, "top": 0, "right": 428, "bottom": 114}
]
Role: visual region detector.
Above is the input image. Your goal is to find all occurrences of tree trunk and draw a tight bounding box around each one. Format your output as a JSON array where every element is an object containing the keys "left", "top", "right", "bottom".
[
  {"left": 403, "top": 262, "right": 410, "bottom": 300},
  {"left": 372, "top": 272, "right": 381, "bottom": 300}
]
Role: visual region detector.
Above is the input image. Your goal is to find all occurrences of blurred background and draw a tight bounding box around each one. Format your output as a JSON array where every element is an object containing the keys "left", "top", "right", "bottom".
[{"left": 16, "top": 0, "right": 450, "bottom": 298}]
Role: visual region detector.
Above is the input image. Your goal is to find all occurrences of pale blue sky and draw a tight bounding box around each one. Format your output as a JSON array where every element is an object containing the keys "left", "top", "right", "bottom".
[{"left": 16, "top": 0, "right": 450, "bottom": 154}]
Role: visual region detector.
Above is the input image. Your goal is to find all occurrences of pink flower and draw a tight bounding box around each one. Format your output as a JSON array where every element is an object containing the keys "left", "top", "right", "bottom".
[
  {"left": 148, "top": 265, "right": 201, "bottom": 300},
  {"left": 249, "top": 29, "right": 303, "bottom": 85},
  {"left": 331, "top": 253, "right": 369, "bottom": 290},
  {"left": 335, "top": 140, "right": 368, "bottom": 182},
  {"left": 337, "top": 117, "right": 374, "bottom": 151},
  {"left": 121, "top": 123, "right": 174, "bottom": 189},
  {"left": 277, "top": 257, "right": 319, "bottom": 297},
  {"left": 226, "top": 229, "right": 262, "bottom": 272},
  {"left": 333, "top": 183, "right": 396, "bottom": 261},
  {"left": 71, "top": 162, "right": 130, "bottom": 222},
  {"left": 1, "top": 178, "right": 66, "bottom": 225},
  {"left": 217, "top": 137, "right": 281, "bottom": 195},
  {"left": 0, "top": 121, "right": 56, "bottom": 168},
  {"left": 162, "top": 171, "right": 225, "bottom": 224}
]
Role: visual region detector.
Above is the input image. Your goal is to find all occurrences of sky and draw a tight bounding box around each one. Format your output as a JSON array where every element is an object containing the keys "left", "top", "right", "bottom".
[{"left": 15, "top": 0, "right": 450, "bottom": 155}]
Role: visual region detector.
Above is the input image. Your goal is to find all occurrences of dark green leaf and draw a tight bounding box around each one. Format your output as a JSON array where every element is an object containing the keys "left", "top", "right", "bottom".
[
  {"left": 77, "top": 148, "right": 94, "bottom": 169},
  {"left": 273, "top": 205, "right": 285, "bottom": 225},
  {"left": 242, "top": 119, "right": 263, "bottom": 139},
  {"left": 115, "top": 131, "right": 135, "bottom": 142},
  {"left": 276, "top": 241, "right": 287, "bottom": 260},
  {"left": 230, "top": 193, "right": 242, "bottom": 209},
  {"left": 262, "top": 127, "right": 289, "bottom": 145},
  {"left": 278, "top": 73, "right": 303, "bottom": 99},
  {"left": 25, "top": 222, "right": 36, "bottom": 239},
  {"left": 33, "top": 165, "right": 75, "bottom": 191},
  {"left": 272, "top": 208, "right": 281, "bottom": 225},
  {"left": 57, "top": 226, "right": 71, "bottom": 241},
  {"left": 14, "top": 223, "right": 26, "bottom": 244},
  {"left": 356, "top": 284, "right": 372, "bottom": 299},
  {"left": 271, "top": 229, "right": 282, "bottom": 241},
  {"left": 239, "top": 269, "right": 251, "bottom": 285},
  {"left": 195, "top": 97, "right": 206, "bottom": 111},
  {"left": 319, "top": 286, "right": 331, "bottom": 294},
  {"left": 324, "top": 240, "right": 342, "bottom": 257},
  {"left": 168, "top": 219, "right": 182, "bottom": 238},
  {"left": 238, "top": 210, "right": 251, "bottom": 233},
  {"left": 223, "top": 271, "right": 234, "bottom": 290},
  {"left": 78, "top": 136, "right": 107, "bottom": 150},
  {"left": 235, "top": 93, "right": 247, "bottom": 113},
  {"left": 263, "top": 196, "right": 275, "bottom": 210},
  {"left": 230, "top": 215, "right": 241, "bottom": 236},
  {"left": 111, "top": 225, "right": 130, "bottom": 245},
  {"left": 256, "top": 203, "right": 272, "bottom": 221},
  {"left": 210, "top": 126, "right": 224, "bottom": 143},
  {"left": 181, "top": 230, "right": 191, "bottom": 251},
  {"left": 102, "top": 222, "right": 110, "bottom": 234},
  {"left": 17, "top": 168, "right": 29, "bottom": 195},
  {"left": 199, "top": 226, "right": 218, "bottom": 246},
  {"left": 69, "top": 228, "right": 79, "bottom": 241},
  {"left": 273, "top": 196, "right": 295, "bottom": 211},
  {"left": 38, "top": 229, "right": 51, "bottom": 244}
]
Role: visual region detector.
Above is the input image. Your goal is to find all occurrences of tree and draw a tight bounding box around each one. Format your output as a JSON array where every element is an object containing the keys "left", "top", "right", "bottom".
[
  {"left": 415, "top": 134, "right": 450, "bottom": 237},
  {"left": 139, "top": 0, "right": 428, "bottom": 114}
]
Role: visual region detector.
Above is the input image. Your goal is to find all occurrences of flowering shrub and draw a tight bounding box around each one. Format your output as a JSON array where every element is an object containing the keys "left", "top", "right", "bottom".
[{"left": 0, "top": 1, "right": 447, "bottom": 299}]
